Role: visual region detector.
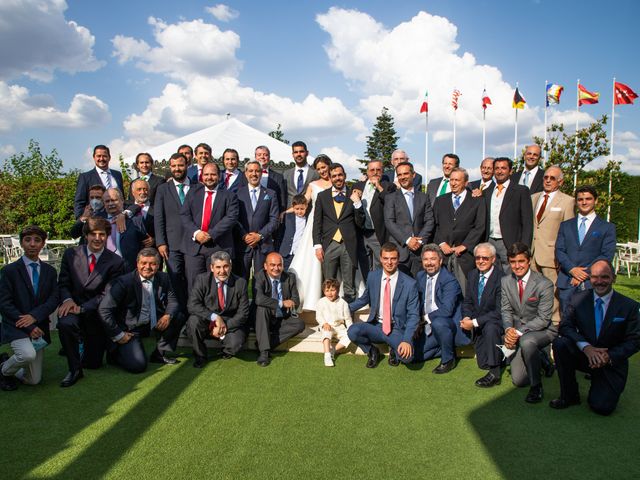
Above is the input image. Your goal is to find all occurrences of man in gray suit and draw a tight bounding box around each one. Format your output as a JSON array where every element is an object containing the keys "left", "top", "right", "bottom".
[
  {"left": 502, "top": 242, "right": 555, "bottom": 404},
  {"left": 283, "top": 141, "right": 319, "bottom": 207}
]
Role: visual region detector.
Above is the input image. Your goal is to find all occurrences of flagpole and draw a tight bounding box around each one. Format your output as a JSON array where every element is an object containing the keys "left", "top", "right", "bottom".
[
  {"left": 514, "top": 82, "right": 519, "bottom": 160},
  {"left": 574, "top": 79, "right": 580, "bottom": 192},
  {"left": 544, "top": 80, "right": 548, "bottom": 162},
  {"left": 425, "top": 106, "right": 429, "bottom": 188},
  {"left": 608, "top": 77, "right": 616, "bottom": 221},
  {"left": 453, "top": 108, "right": 457, "bottom": 154},
  {"left": 482, "top": 104, "right": 486, "bottom": 160}
]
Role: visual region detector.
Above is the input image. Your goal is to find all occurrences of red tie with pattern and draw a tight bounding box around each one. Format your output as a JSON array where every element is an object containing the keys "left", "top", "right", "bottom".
[
  {"left": 88, "top": 253, "right": 96, "bottom": 274},
  {"left": 201, "top": 191, "right": 213, "bottom": 232}
]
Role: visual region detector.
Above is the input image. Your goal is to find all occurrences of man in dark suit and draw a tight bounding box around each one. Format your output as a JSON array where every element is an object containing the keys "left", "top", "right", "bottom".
[
  {"left": 469, "top": 157, "right": 495, "bottom": 195},
  {"left": 181, "top": 162, "right": 239, "bottom": 290},
  {"left": 348, "top": 242, "right": 420, "bottom": 368},
  {"left": 555, "top": 185, "right": 617, "bottom": 315},
  {"left": 313, "top": 163, "right": 365, "bottom": 303},
  {"left": 155, "top": 152, "right": 192, "bottom": 311},
  {"left": 426, "top": 153, "right": 459, "bottom": 207},
  {"left": 69, "top": 184, "right": 107, "bottom": 240},
  {"left": 511, "top": 144, "right": 544, "bottom": 193},
  {"left": 236, "top": 160, "right": 280, "bottom": 279},
  {"left": 0, "top": 226, "right": 58, "bottom": 391},
  {"left": 253, "top": 252, "right": 304, "bottom": 366},
  {"left": 187, "top": 143, "right": 213, "bottom": 184},
  {"left": 414, "top": 244, "right": 469, "bottom": 373},
  {"left": 551, "top": 260, "right": 640, "bottom": 415},
  {"left": 384, "top": 161, "right": 434, "bottom": 276},
  {"left": 187, "top": 251, "right": 250, "bottom": 367},
  {"left": 433, "top": 167, "right": 485, "bottom": 294},
  {"left": 74, "top": 145, "right": 124, "bottom": 218},
  {"left": 177, "top": 144, "right": 194, "bottom": 165},
  {"left": 218, "top": 148, "right": 247, "bottom": 193},
  {"left": 502, "top": 242, "right": 555, "bottom": 403},
  {"left": 352, "top": 159, "right": 395, "bottom": 277},
  {"left": 98, "top": 248, "right": 184, "bottom": 373},
  {"left": 129, "top": 178, "right": 156, "bottom": 244},
  {"left": 460, "top": 242, "right": 504, "bottom": 387},
  {"left": 283, "top": 141, "right": 319, "bottom": 207},
  {"left": 382, "top": 149, "right": 423, "bottom": 190},
  {"left": 255, "top": 145, "right": 287, "bottom": 212},
  {"left": 56, "top": 217, "right": 125, "bottom": 387},
  {"left": 279, "top": 194, "right": 308, "bottom": 270},
  {"left": 484, "top": 157, "right": 534, "bottom": 272},
  {"left": 128, "top": 152, "right": 164, "bottom": 205},
  {"left": 103, "top": 188, "right": 149, "bottom": 272}
]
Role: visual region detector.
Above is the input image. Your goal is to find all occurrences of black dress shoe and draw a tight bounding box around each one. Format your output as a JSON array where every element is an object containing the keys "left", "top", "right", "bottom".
[
  {"left": 549, "top": 396, "right": 581, "bottom": 409},
  {"left": 388, "top": 349, "right": 400, "bottom": 367},
  {"left": 433, "top": 360, "right": 455, "bottom": 374},
  {"left": 541, "top": 356, "right": 555, "bottom": 378},
  {"left": 193, "top": 356, "right": 207, "bottom": 368},
  {"left": 219, "top": 351, "right": 233, "bottom": 360},
  {"left": 257, "top": 351, "right": 271, "bottom": 367},
  {"left": 150, "top": 351, "right": 179, "bottom": 365},
  {"left": 525, "top": 384, "right": 544, "bottom": 403},
  {"left": 60, "top": 370, "right": 84, "bottom": 388},
  {"left": 475, "top": 372, "right": 501, "bottom": 388},
  {"left": 366, "top": 345, "right": 381, "bottom": 368},
  {"left": 0, "top": 358, "right": 18, "bottom": 391}
]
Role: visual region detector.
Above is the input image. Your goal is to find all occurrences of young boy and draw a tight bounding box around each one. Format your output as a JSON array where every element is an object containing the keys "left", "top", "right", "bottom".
[
  {"left": 279, "top": 194, "right": 308, "bottom": 270},
  {"left": 315, "top": 278, "right": 352, "bottom": 366},
  {"left": 0, "top": 226, "right": 59, "bottom": 390}
]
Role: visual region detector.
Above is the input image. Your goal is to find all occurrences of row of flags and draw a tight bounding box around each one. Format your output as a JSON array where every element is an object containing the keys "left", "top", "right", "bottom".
[{"left": 418, "top": 81, "right": 638, "bottom": 112}]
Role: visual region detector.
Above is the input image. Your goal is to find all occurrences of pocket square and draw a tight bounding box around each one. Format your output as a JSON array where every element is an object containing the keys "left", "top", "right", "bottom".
[
  {"left": 591, "top": 231, "right": 601, "bottom": 237},
  {"left": 550, "top": 207, "right": 562, "bottom": 211},
  {"left": 264, "top": 194, "right": 271, "bottom": 201},
  {"left": 613, "top": 316, "right": 625, "bottom": 323},
  {"left": 527, "top": 296, "right": 538, "bottom": 302}
]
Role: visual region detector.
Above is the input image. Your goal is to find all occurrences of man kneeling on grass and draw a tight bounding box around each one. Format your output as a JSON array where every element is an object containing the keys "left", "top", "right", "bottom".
[{"left": 98, "top": 247, "right": 184, "bottom": 373}]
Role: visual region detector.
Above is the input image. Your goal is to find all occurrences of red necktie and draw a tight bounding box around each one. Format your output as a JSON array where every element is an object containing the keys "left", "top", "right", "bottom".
[
  {"left": 201, "top": 191, "right": 213, "bottom": 232},
  {"left": 198, "top": 168, "right": 203, "bottom": 183},
  {"left": 225, "top": 172, "right": 232, "bottom": 188},
  {"left": 262, "top": 169, "right": 267, "bottom": 174},
  {"left": 536, "top": 194, "right": 549, "bottom": 223},
  {"left": 89, "top": 253, "right": 96, "bottom": 274},
  {"left": 382, "top": 276, "right": 391, "bottom": 335},
  {"left": 217, "top": 281, "right": 225, "bottom": 310},
  {"left": 518, "top": 279, "right": 524, "bottom": 302}
]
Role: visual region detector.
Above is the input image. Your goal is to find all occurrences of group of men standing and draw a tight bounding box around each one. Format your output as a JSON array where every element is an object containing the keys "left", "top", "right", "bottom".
[{"left": 1, "top": 140, "right": 639, "bottom": 417}]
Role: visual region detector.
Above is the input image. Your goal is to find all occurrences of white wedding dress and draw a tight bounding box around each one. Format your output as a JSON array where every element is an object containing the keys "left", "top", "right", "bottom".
[{"left": 289, "top": 182, "right": 326, "bottom": 311}]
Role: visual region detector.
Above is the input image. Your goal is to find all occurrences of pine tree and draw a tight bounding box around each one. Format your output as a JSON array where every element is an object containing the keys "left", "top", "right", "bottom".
[{"left": 360, "top": 107, "right": 399, "bottom": 172}]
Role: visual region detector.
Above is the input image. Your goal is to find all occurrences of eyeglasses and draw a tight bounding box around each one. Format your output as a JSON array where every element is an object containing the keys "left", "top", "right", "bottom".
[
  {"left": 474, "top": 256, "right": 493, "bottom": 261},
  {"left": 543, "top": 175, "right": 558, "bottom": 181}
]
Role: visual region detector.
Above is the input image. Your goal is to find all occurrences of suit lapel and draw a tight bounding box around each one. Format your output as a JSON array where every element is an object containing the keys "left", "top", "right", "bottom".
[
  {"left": 17, "top": 260, "right": 37, "bottom": 299},
  {"left": 392, "top": 274, "right": 404, "bottom": 316}
]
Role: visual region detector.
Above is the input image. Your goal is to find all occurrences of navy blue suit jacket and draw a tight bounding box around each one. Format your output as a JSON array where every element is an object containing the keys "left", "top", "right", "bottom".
[
  {"left": 74, "top": 169, "right": 124, "bottom": 218},
  {"left": 180, "top": 184, "right": 239, "bottom": 257},
  {"left": 462, "top": 267, "right": 504, "bottom": 327},
  {"left": 186, "top": 165, "right": 200, "bottom": 185},
  {"left": 236, "top": 186, "right": 280, "bottom": 254},
  {"left": 279, "top": 212, "right": 307, "bottom": 257},
  {"left": 555, "top": 215, "right": 616, "bottom": 289},
  {"left": 349, "top": 268, "right": 420, "bottom": 344},
  {"left": 117, "top": 216, "right": 148, "bottom": 272},
  {"left": 0, "top": 259, "right": 58, "bottom": 343}
]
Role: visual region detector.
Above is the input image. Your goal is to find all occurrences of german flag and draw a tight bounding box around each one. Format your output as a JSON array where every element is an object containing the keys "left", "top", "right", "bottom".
[{"left": 512, "top": 88, "right": 526, "bottom": 109}]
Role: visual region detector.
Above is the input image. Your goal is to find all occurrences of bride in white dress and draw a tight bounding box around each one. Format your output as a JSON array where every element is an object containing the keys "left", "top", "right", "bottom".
[{"left": 289, "top": 155, "right": 333, "bottom": 311}]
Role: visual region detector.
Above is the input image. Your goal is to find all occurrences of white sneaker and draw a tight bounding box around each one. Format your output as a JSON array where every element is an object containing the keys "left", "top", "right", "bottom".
[{"left": 324, "top": 352, "right": 334, "bottom": 367}]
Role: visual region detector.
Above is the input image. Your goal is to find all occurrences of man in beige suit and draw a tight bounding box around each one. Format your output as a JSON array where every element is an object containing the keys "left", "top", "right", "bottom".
[{"left": 531, "top": 165, "right": 574, "bottom": 323}]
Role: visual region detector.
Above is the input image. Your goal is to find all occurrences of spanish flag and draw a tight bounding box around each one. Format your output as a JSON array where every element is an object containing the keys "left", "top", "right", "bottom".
[
  {"left": 578, "top": 84, "right": 599, "bottom": 106},
  {"left": 512, "top": 88, "right": 526, "bottom": 109}
]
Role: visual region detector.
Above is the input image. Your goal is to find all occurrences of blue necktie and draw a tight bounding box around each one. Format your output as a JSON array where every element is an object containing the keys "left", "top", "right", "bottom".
[
  {"left": 478, "top": 274, "right": 485, "bottom": 304},
  {"left": 30, "top": 262, "right": 39, "bottom": 296},
  {"left": 453, "top": 195, "right": 461, "bottom": 211},
  {"left": 334, "top": 192, "right": 346, "bottom": 203},
  {"left": 595, "top": 297, "right": 604, "bottom": 338},
  {"left": 405, "top": 191, "right": 414, "bottom": 221},
  {"left": 523, "top": 170, "right": 530, "bottom": 187},
  {"left": 296, "top": 169, "right": 304, "bottom": 193},
  {"left": 251, "top": 188, "right": 258, "bottom": 210},
  {"left": 578, "top": 217, "right": 587, "bottom": 244}
]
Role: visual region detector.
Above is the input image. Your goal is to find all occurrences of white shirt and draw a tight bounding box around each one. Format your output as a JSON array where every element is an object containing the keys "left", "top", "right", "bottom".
[
  {"left": 489, "top": 180, "right": 509, "bottom": 239},
  {"left": 361, "top": 180, "right": 377, "bottom": 229},
  {"left": 95, "top": 166, "right": 117, "bottom": 189},
  {"left": 577, "top": 211, "right": 597, "bottom": 237},
  {"left": 378, "top": 270, "right": 399, "bottom": 321},
  {"left": 534, "top": 189, "right": 558, "bottom": 217},
  {"left": 519, "top": 166, "right": 539, "bottom": 187},
  {"left": 223, "top": 169, "right": 241, "bottom": 189},
  {"left": 291, "top": 215, "right": 306, "bottom": 255},
  {"left": 172, "top": 177, "right": 191, "bottom": 197}
]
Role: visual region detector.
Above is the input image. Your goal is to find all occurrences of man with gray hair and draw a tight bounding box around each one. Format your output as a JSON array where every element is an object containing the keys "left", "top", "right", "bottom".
[
  {"left": 460, "top": 242, "right": 505, "bottom": 387},
  {"left": 383, "top": 149, "right": 423, "bottom": 190},
  {"left": 470, "top": 157, "right": 495, "bottom": 196},
  {"left": 187, "top": 251, "right": 250, "bottom": 367},
  {"left": 255, "top": 145, "right": 287, "bottom": 212}
]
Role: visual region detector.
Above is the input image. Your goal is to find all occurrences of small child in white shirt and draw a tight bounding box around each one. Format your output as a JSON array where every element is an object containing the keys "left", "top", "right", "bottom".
[{"left": 315, "top": 278, "right": 352, "bottom": 367}]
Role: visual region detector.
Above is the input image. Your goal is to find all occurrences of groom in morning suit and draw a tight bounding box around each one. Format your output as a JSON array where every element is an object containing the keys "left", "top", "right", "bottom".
[
  {"left": 551, "top": 260, "right": 640, "bottom": 415},
  {"left": 313, "top": 163, "right": 365, "bottom": 303},
  {"left": 348, "top": 242, "right": 420, "bottom": 368}
]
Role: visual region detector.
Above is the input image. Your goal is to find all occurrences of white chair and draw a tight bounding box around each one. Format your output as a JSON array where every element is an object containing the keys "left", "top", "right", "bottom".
[{"left": 618, "top": 242, "right": 640, "bottom": 278}]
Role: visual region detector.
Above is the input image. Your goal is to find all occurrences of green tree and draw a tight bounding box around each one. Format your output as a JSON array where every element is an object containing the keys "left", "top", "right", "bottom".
[
  {"left": 1, "top": 139, "right": 63, "bottom": 181},
  {"left": 362, "top": 107, "right": 399, "bottom": 172},
  {"left": 268, "top": 124, "right": 289, "bottom": 145}
]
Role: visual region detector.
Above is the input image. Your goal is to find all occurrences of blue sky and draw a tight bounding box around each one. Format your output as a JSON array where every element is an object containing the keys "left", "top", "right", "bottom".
[{"left": 1, "top": 0, "right": 638, "bottom": 180}]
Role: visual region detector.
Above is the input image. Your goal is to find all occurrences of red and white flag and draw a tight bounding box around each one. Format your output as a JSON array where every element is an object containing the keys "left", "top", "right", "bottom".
[
  {"left": 614, "top": 81, "right": 638, "bottom": 105},
  {"left": 482, "top": 89, "right": 492, "bottom": 110}
]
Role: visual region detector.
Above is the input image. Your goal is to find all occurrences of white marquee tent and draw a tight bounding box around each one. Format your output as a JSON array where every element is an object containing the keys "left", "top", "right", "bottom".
[{"left": 122, "top": 118, "right": 304, "bottom": 166}]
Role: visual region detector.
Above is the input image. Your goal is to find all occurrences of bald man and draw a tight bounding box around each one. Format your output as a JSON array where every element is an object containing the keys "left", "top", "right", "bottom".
[{"left": 512, "top": 144, "right": 544, "bottom": 194}]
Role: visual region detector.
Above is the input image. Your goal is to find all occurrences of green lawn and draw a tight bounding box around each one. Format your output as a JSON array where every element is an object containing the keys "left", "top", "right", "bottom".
[{"left": 1, "top": 277, "right": 640, "bottom": 479}]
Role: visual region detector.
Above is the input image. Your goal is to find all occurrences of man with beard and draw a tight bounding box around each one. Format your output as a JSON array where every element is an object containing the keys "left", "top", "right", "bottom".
[{"left": 284, "top": 141, "right": 319, "bottom": 207}]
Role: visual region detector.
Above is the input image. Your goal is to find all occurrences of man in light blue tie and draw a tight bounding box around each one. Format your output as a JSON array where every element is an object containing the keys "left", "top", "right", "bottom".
[
  {"left": 555, "top": 185, "right": 616, "bottom": 316},
  {"left": 551, "top": 260, "right": 640, "bottom": 415}
]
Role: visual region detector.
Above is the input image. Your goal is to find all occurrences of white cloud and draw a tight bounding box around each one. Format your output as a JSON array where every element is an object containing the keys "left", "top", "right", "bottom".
[
  {"left": 0, "top": 0, "right": 103, "bottom": 82},
  {"left": 0, "top": 144, "right": 16, "bottom": 157},
  {"left": 206, "top": 4, "right": 239, "bottom": 22},
  {"left": 0, "top": 81, "right": 110, "bottom": 131},
  {"left": 318, "top": 146, "right": 365, "bottom": 179},
  {"left": 112, "top": 16, "right": 241, "bottom": 81}
]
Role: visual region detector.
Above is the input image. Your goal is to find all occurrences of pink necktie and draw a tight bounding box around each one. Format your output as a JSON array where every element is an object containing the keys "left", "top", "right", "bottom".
[{"left": 383, "top": 276, "right": 391, "bottom": 335}]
